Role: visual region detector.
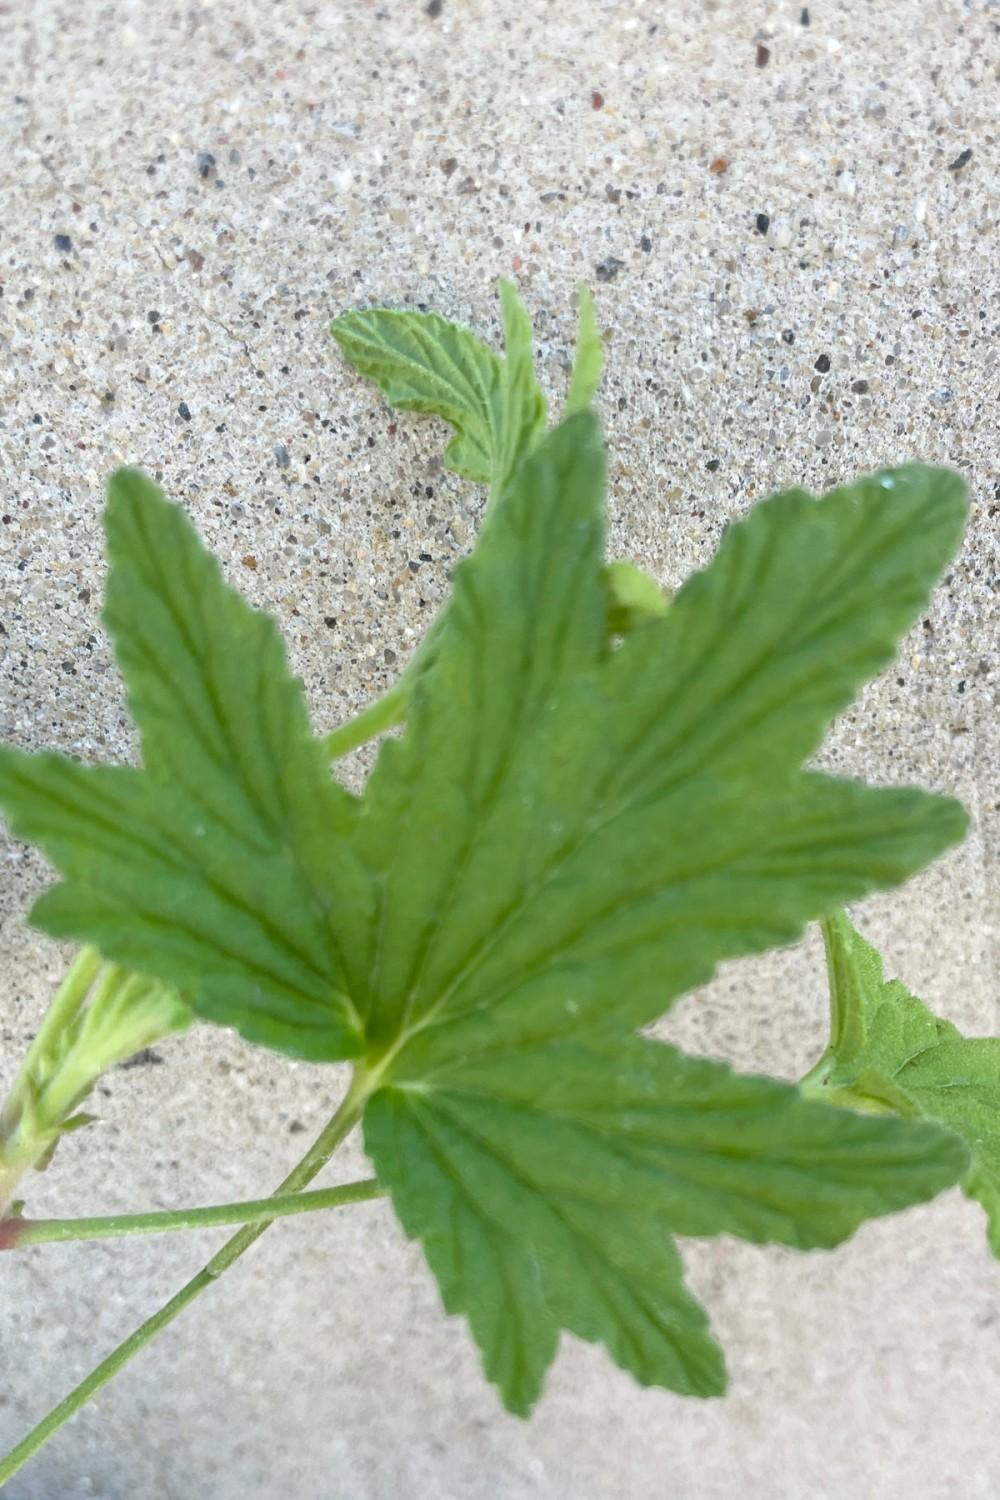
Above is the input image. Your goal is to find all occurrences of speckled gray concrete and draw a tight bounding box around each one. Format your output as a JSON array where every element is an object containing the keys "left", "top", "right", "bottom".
[{"left": 0, "top": 1, "right": 997, "bottom": 1496}]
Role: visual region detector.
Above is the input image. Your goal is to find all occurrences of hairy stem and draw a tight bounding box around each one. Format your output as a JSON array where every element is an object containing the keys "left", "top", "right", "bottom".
[
  {"left": 0, "top": 1075, "right": 370, "bottom": 1486},
  {"left": 0, "top": 1177, "right": 383, "bottom": 1250}
]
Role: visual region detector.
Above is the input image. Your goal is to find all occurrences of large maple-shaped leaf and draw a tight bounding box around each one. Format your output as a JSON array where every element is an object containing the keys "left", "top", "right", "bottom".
[
  {"left": 0, "top": 390, "right": 973, "bottom": 1420},
  {"left": 344, "top": 411, "right": 969, "bottom": 1411},
  {"left": 810, "top": 911, "right": 1000, "bottom": 1256},
  {"left": 347, "top": 413, "right": 967, "bottom": 1053},
  {"left": 366, "top": 1032, "right": 966, "bottom": 1413},
  {"left": 0, "top": 471, "right": 372, "bottom": 1060}
]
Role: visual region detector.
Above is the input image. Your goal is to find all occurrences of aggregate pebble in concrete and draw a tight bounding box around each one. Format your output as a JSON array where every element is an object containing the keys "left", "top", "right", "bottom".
[{"left": 0, "top": 3, "right": 998, "bottom": 1498}]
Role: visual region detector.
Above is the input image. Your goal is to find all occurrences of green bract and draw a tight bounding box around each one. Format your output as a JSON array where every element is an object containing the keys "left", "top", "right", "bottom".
[{"left": 0, "top": 281, "right": 976, "bottom": 1418}]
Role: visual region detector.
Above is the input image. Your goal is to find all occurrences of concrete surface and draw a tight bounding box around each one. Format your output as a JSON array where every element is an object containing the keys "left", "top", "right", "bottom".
[{"left": 0, "top": 1, "right": 998, "bottom": 1496}]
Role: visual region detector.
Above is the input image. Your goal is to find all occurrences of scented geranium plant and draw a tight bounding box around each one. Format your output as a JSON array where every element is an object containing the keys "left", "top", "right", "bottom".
[{"left": 0, "top": 281, "right": 994, "bottom": 1485}]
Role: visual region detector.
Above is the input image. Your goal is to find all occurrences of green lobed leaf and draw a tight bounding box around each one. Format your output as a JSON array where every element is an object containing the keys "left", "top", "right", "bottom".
[
  {"left": 345, "top": 419, "right": 969, "bottom": 1410},
  {"left": 365, "top": 1034, "right": 966, "bottom": 1413},
  {"left": 816, "top": 912, "right": 1000, "bottom": 1255},
  {"left": 0, "top": 471, "right": 371, "bottom": 1061},
  {"left": 331, "top": 307, "right": 498, "bottom": 484},
  {"left": 0, "top": 292, "right": 975, "bottom": 1423},
  {"left": 348, "top": 428, "right": 967, "bottom": 1059},
  {"left": 331, "top": 278, "right": 546, "bottom": 493}
]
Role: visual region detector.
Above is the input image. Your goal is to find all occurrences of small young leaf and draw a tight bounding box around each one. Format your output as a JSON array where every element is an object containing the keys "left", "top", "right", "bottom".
[
  {"left": 331, "top": 307, "right": 499, "bottom": 484},
  {"left": 331, "top": 279, "right": 545, "bottom": 493},
  {"left": 816, "top": 912, "right": 1000, "bottom": 1255},
  {"left": 565, "top": 285, "right": 603, "bottom": 415},
  {"left": 0, "top": 472, "right": 372, "bottom": 1061},
  {"left": 365, "top": 1034, "right": 966, "bottom": 1414}
]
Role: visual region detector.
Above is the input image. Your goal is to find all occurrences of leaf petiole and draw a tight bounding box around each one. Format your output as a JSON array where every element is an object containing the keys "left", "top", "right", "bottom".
[
  {"left": 0, "top": 1177, "right": 383, "bottom": 1251},
  {"left": 322, "top": 677, "right": 411, "bottom": 760},
  {"left": 0, "top": 1074, "right": 372, "bottom": 1487}
]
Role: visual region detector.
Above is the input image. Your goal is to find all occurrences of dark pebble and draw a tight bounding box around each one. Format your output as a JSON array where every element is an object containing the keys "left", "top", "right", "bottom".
[
  {"left": 426, "top": 0, "right": 443, "bottom": 15},
  {"left": 591, "top": 90, "right": 604, "bottom": 110},
  {"left": 755, "top": 212, "right": 770, "bottom": 234},
  {"left": 178, "top": 401, "right": 192, "bottom": 421},
  {"left": 814, "top": 353, "right": 831, "bottom": 372},
  {"left": 800, "top": 6, "right": 810, "bottom": 23},
  {"left": 639, "top": 234, "right": 652, "bottom": 252},
  {"left": 53, "top": 233, "right": 73, "bottom": 253},
  {"left": 706, "top": 459, "right": 720, "bottom": 472},
  {"left": 756, "top": 44, "right": 771, "bottom": 68},
  {"left": 147, "top": 309, "right": 161, "bottom": 324},
  {"left": 324, "top": 616, "right": 337, "bottom": 629},
  {"left": 274, "top": 442, "right": 291, "bottom": 469},
  {"left": 596, "top": 255, "right": 625, "bottom": 282},
  {"left": 851, "top": 379, "right": 869, "bottom": 394},
  {"left": 948, "top": 148, "right": 972, "bottom": 171},
  {"left": 957, "top": 680, "right": 966, "bottom": 693},
  {"left": 197, "top": 151, "right": 216, "bottom": 178},
  {"left": 781, "top": 328, "right": 795, "bottom": 345}
]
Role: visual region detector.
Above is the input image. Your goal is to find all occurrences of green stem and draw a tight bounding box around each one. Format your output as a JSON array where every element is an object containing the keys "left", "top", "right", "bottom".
[
  {"left": 322, "top": 677, "right": 410, "bottom": 759},
  {"left": 0, "top": 1178, "right": 383, "bottom": 1250},
  {"left": 0, "top": 1074, "right": 371, "bottom": 1488},
  {"left": 322, "top": 608, "right": 451, "bottom": 762},
  {"left": 798, "top": 1051, "right": 836, "bottom": 1093},
  {"left": 798, "top": 1071, "right": 898, "bottom": 1116}
]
